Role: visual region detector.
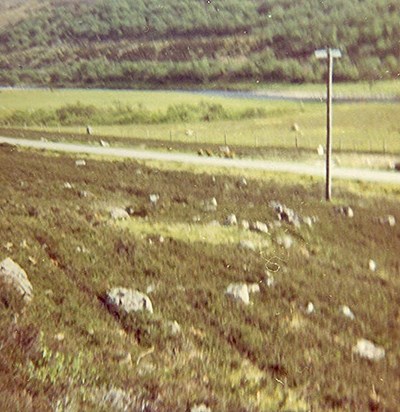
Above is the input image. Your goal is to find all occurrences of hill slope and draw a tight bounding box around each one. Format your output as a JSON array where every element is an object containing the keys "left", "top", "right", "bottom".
[
  {"left": 0, "top": 144, "right": 399, "bottom": 410},
  {"left": 0, "top": 0, "right": 399, "bottom": 88}
]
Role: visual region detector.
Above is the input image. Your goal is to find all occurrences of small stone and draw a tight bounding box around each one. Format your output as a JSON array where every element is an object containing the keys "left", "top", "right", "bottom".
[
  {"left": 241, "top": 220, "right": 250, "bottom": 230},
  {"left": 165, "top": 320, "right": 181, "bottom": 335},
  {"left": 248, "top": 283, "right": 260, "bottom": 294},
  {"left": 302, "top": 216, "right": 313, "bottom": 227},
  {"left": 226, "top": 283, "right": 250, "bottom": 305},
  {"left": 54, "top": 332, "right": 65, "bottom": 341},
  {"left": 100, "top": 140, "right": 110, "bottom": 147},
  {"left": 353, "top": 339, "right": 385, "bottom": 361},
  {"left": 306, "top": 302, "right": 315, "bottom": 314},
  {"left": 191, "top": 404, "right": 211, "bottom": 412},
  {"left": 250, "top": 221, "right": 269, "bottom": 234},
  {"left": 379, "top": 215, "right": 396, "bottom": 227},
  {"left": 75, "top": 159, "right": 86, "bottom": 167},
  {"left": 224, "top": 214, "right": 237, "bottom": 226},
  {"left": 368, "top": 259, "right": 377, "bottom": 272},
  {"left": 4, "top": 242, "right": 13, "bottom": 251},
  {"left": 239, "top": 240, "right": 256, "bottom": 251},
  {"left": 20, "top": 239, "right": 28, "bottom": 249},
  {"left": 340, "top": 305, "right": 355, "bottom": 320},
  {"left": 106, "top": 288, "right": 153, "bottom": 315},
  {"left": 277, "top": 235, "right": 293, "bottom": 249},
  {"left": 264, "top": 273, "right": 275, "bottom": 287},
  {"left": 149, "top": 194, "right": 159, "bottom": 205},
  {"left": 63, "top": 182, "right": 73, "bottom": 189},
  {"left": 317, "top": 144, "right": 324, "bottom": 156},
  {"left": 110, "top": 208, "right": 130, "bottom": 220},
  {"left": 238, "top": 177, "right": 248, "bottom": 187}
]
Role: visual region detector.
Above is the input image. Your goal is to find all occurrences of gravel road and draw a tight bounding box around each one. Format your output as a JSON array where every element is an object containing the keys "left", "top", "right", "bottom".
[{"left": 1, "top": 136, "right": 399, "bottom": 184}]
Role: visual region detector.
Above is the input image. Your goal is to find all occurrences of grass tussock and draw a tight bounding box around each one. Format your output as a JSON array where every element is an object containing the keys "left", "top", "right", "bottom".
[{"left": 0, "top": 144, "right": 399, "bottom": 410}]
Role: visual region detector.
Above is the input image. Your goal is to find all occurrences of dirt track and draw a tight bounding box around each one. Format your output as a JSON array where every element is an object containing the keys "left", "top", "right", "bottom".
[{"left": 1, "top": 136, "right": 400, "bottom": 184}]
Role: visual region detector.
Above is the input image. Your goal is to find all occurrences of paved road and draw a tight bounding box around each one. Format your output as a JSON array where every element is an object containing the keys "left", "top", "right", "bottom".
[{"left": 1, "top": 136, "right": 399, "bottom": 184}]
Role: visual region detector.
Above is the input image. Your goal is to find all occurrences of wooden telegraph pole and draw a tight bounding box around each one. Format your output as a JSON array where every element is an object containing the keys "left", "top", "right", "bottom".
[{"left": 315, "top": 48, "right": 341, "bottom": 201}]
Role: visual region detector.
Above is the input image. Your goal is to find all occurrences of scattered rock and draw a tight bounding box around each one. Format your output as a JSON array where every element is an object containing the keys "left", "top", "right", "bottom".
[
  {"left": 106, "top": 288, "right": 153, "bottom": 315},
  {"left": 291, "top": 123, "right": 300, "bottom": 132},
  {"left": 192, "top": 215, "right": 201, "bottom": 223},
  {"left": 224, "top": 214, "right": 237, "bottom": 226},
  {"left": 238, "top": 176, "right": 248, "bottom": 187},
  {"left": 264, "top": 273, "right": 275, "bottom": 287},
  {"left": 110, "top": 208, "right": 130, "bottom": 220},
  {"left": 317, "top": 144, "right": 324, "bottom": 156},
  {"left": 250, "top": 221, "right": 269, "bottom": 234},
  {"left": 306, "top": 302, "right": 315, "bottom": 314},
  {"left": 202, "top": 197, "right": 218, "bottom": 212},
  {"left": 225, "top": 283, "right": 250, "bottom": 305},
  {"left": 0, "top": 258, "right": 33, "bottom": 303},
  {"left": 78, "top": 190, "right": 92, "bottom": 198},
  {"left": 4, "top": 242, "right": 13, "bottom": 252},
  {"left": 239, "top": 240, "right": 256, "bottom": 251},
  {"left": 100, "top": 140, "right": 110, "bottom": 147},
  {"left": 54, "top": 332, "right": 65, "bottom": 342},
  {"left": 96, "top": 387, "right": 136, "bottom": 411},
  {"left": 352, "top": 339, "right": 385, "bottom": 361},
  {"left": 368, "top": 259, "right": 377, "bottom": 272},
  {"left": 146, "top": 284, "right": 156, "bottom": 294},
  {"left": 75, "top": 159, "right": 86, "bottom": 167},
  {"left": 63, "top": 182, "right": 73, "bottom": 189},
  {"left": 378, "top": 215, "right": 396, "bottom": 227},
  {"left": 269, "top": 201, "right": 301, "bottom": 227},
  {"left": 248, "top": 283, "right": 260, "bottom": 294},
  {"left": 277, "top": 235, "right": 293, "bottom": 249},
  {"left": 335, "top": 205, "right": 354, "bottom": 218},
  {"left": 191, "top": 404, "right": 211, "bottom": 412},
  {"left": 340, "top": 305, "right": 355, "bottom": 320},
  {"left": 240, "top": 219, "right": 250, "bottom": 230},
  {"left": 125, "top": 206, "right": 135, "bottom": 216},
  {"left": 149, "top": 194, "right": 159, "bottom": 205},
  {"left": 165, "top": 320, "right": 181, "bottom": 335}
]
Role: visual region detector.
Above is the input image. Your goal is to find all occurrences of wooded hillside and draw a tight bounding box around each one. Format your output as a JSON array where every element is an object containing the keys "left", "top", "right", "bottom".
[{"left": 0, "top": 0, "right": 399, "bottom": 88}]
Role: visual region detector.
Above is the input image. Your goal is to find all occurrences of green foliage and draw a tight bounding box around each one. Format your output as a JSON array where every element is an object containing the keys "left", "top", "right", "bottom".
[{"left": 0, "top": 0, "right": 399, "bottom": 87}]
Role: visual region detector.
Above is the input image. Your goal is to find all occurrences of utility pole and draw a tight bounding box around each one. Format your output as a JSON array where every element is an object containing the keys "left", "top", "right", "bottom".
[{"left": 315, "top": 48, "right": 341, "bottom": 201}]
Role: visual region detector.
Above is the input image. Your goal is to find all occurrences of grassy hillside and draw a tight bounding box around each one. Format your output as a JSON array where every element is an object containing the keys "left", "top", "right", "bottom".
[
  {"left": 0, "top": 0, "right": 399, "bottom": 87},
  {"left": 0, "top": 144, "right": 399, "bottom": 410}
]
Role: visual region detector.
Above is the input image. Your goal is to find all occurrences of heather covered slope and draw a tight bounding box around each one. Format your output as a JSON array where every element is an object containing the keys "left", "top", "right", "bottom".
[
  {"left": 0, "top": 0, "right": 399, "bottom": 87},
  {"left": 0, "top": 144, "right": 399, "bottom": 410}
]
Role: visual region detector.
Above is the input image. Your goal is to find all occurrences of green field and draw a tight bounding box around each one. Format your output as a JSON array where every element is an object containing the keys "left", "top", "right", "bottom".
[
  {"left": 1, "top": 85, "right": 400, "bottom": 154},
  {"left": 0, "top": 144, "right": 399, "bottom": 410}
]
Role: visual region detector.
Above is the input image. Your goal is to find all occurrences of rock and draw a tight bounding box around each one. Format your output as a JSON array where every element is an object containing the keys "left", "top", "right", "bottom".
[
  {"left": 225, "top": 283, "right": 250, "bottom": 305},
  {"left": 317, "top": 144, "right": 324, "bottom": 156},
  {"left": 248, "top": 283, "right": 260, "bottom": 294},
  {"left": 368, "top": 259, "right": 377, "bottom": 272},
  {"left": 240, "top": 220, "right": 250, "bottom": 230},
  {"left": 239, "top": 240, "right": 256, "bottom": 251},
  {"left": 75, "top": 159, "right": 86, "bottom": 167},
  {"left": 277, "top": 235, "right": 293, "bottom": 249},
  {"left": 202, "top": 197, "right": 218, "bottom": 212},
  {"left": 291, "top": 123, "right": 300, "bottom": 132},
  {"left": 96, "top": 387, "right": 135, "bottom": 411},
  {"left": 54, "top": 332, "right": 65, "bottom": 341},
  {"left": 264, "top": 273, "right": 275, "bottom": 287},
  {"left": 306, "top": 302, "right": 315, "bottom": 314},
  {"left": 106, "top": 287, "right": 153, "bottom": 315},
  {"left": 249, "top": 221, "right": 269, "bottom": 234},
  {"left": 63, "top": 182, "right": 73, "bottom": 189},
  {"left": 191, "top": 404, "right": 211, "bottom": 412},
  {"left": 110, "top": 208, "right": 130, "bottom": 220},
  {"left": 0, "top": 258, "right": 33, "bottom": 303},
  {"left": 86, "top": 126, "right": 93, "bottom": 135},
  {"left": 224, "top": 214, "right": 237, "bottom": 226},
  {"left": 353, "top": 339, "right": 385, "bottom": 361},
  {"left": 302, "top": 216, "right": 313, "bottom": 227},
  {"left": 146, "top": 284, "right": 156, "bottom": 294},
  {"left": 165, "top": 320, "right": 181, "bottom": 335},
  {"left": 100, "top": 140, "right": 110, "bottom": 147},
  {"left": 340, "top": 305, "right": 355, "bottom": 320},
  {"left": 149, "top": 194, "right": 159, "bottom": 205},
  {"left": 335, "top": 206, "right": 354, "bottom": 218},
  {"left": 238, "top": 176, "right": 248, "bottom": 187},
  {"left": 379, "top": 215, "right": 396, "bottom": 227},
  {"left": 269, "top": 201, "right": 301, "bottom": 227}
]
